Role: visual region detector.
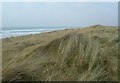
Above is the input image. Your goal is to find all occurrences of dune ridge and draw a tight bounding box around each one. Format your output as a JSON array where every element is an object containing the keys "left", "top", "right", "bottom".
[{"left": 2, "top": 25, "right": 118, "bottom": 81}]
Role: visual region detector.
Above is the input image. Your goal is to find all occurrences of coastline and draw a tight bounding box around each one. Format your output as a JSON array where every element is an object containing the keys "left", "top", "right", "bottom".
[{"left": 1, "top": 28, "right": 67, "bottom": 39}]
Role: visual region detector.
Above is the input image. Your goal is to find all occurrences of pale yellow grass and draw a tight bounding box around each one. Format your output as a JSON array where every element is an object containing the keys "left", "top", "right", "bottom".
[{"left": 2, "top": 25, "right": 118, "bottom": 81}]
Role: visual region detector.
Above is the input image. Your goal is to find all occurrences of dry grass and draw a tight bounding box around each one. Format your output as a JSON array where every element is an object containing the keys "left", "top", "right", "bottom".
[{"left": 2, "top": 25, "right": 118, "bottom": 81}]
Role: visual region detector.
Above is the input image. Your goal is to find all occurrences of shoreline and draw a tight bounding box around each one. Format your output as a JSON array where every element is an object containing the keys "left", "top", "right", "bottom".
[
  {"left": 1, "top": 28, "right": 68, "bottom": 39},
  {"left": 1, "top": 25, "right": 117, "bottom": 40}
]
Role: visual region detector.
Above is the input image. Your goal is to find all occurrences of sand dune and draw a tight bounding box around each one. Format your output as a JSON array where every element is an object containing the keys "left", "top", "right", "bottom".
[{"left": 2, "top": 25, "right": 118, "bottom": 81}]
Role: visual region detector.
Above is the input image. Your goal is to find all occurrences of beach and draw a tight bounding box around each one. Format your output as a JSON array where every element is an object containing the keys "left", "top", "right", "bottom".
[{"left": 1, "top": 27, "right": 66, "bottom": 38}]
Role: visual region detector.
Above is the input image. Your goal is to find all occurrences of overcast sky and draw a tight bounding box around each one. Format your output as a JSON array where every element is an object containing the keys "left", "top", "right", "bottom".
[{"left": 2, "top": 2, "right": 118, "bottom": 28}]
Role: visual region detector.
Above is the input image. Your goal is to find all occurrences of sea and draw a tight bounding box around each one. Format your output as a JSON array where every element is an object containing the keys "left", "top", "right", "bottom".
[{"left": 1, "top": 27, "right": 67, "bottom": 39}]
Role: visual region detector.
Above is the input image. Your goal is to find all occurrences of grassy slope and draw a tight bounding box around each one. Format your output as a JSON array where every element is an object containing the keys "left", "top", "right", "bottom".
[{"left": 2, "top": 25, "right": 119, "bottom": 81}]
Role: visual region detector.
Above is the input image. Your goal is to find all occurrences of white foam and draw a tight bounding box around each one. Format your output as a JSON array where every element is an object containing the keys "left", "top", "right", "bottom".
[{"left": 1, "top": 28, "right": 65, "bottom": 39}]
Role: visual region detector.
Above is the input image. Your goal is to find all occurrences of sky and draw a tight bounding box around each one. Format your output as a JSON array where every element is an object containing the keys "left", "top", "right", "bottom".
[
  {"left": 2, "top": 2, "right": 118, "bottom": 29},
  {"left": 0, "top": 0, "right": 119, "bottom": 2},
  {"left": 0, "top": 3, "right": 2, "bottom": 28}
]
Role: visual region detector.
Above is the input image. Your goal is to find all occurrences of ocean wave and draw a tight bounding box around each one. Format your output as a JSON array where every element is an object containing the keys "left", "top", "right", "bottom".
[{"left": 1, "top": 28, "right": 65, "bottom": 38}]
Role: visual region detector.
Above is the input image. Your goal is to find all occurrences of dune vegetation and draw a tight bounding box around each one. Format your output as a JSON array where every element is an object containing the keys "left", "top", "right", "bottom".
[{"left": 2, "top": 25, "right": 119, "bottom": 81}]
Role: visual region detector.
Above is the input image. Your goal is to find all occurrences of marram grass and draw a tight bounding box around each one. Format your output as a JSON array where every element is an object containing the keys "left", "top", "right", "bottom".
[{"left": 2, "top": 25, "right": 119, "bottom": 81}]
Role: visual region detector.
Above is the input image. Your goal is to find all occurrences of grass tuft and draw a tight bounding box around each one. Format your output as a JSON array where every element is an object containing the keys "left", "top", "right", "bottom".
[{"left": 2, "top": 26, "right": 118, "bottom": 81}]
